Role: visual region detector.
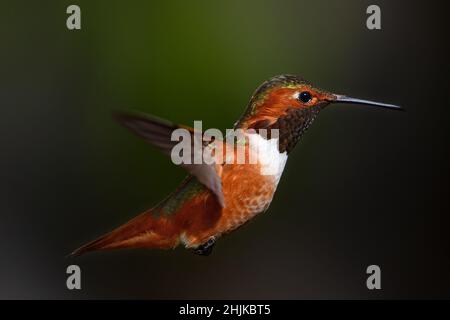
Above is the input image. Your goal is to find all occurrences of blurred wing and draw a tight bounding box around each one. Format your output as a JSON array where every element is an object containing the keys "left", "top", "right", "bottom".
[{"left": 113, "top": 111, "right": 225, "bottom": 207}]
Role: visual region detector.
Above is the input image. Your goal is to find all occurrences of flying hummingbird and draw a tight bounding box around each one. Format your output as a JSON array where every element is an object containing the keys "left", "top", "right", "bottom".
[{"left": 71, "top": 74, "right": 401, "bottom": 256}]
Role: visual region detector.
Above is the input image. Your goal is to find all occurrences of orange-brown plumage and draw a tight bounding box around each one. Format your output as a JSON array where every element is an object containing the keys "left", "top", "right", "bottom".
[
  {"left": 72, "top": 142, "right": 275, "bottom": 256},
  {"left": 71, "top": 74, "right": 401, "bottom": 256}
]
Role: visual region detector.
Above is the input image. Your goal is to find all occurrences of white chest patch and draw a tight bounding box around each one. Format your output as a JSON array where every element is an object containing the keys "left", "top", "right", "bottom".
[{"left": 247, "top": 133, "right": 288, "bottom": 184}]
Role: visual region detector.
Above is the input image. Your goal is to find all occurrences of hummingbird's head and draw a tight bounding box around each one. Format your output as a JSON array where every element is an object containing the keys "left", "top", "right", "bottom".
[{"left": 235, "top": 74, "right": 401, "bottom": 153}]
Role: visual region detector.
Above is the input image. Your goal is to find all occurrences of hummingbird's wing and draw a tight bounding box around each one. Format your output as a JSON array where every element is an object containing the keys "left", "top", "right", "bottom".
[{"left": 113, "top": 111, "right": 225, "bottom": 207}]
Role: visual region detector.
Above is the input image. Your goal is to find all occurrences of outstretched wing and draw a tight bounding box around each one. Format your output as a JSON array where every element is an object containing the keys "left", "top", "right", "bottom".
[{"left": 113, "top": 111, "right": 225, "bottom": 207}]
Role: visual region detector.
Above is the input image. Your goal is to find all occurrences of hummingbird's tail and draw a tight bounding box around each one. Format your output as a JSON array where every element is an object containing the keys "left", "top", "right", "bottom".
[{"left": 69, "top": 209, "right": 180, "bottom": 257}]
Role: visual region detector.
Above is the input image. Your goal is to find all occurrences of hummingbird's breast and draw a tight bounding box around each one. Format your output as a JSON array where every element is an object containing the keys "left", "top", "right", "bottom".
[
  {"left": 170, "top": 133, "right": 288, "bottom": 248},
  {"left": 213, "top": 133, "right": 288, "bottom": 235}
]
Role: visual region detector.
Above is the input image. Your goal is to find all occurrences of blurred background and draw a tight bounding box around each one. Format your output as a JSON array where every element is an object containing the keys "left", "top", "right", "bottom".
[{"left": 1, "top": 0, "right": 449, "bottom": 299}]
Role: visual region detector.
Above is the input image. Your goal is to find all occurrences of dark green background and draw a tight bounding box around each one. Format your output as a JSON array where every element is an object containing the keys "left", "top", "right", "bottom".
[{"left": 1, "top": 0, "right": 449, "bottom": 298}]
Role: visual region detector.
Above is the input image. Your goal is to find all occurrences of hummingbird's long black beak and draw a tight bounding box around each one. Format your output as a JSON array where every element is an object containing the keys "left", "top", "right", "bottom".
[{"left": 332, "top": 94, "right": 403, "bottom": 111}]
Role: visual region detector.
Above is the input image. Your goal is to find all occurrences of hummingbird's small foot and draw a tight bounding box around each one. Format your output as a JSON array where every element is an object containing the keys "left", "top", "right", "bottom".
[{"left": 193, "top": 237, "right": 216, "bottom": 256}]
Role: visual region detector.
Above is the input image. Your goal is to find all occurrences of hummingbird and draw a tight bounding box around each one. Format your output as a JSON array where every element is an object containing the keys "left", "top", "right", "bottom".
[{"left": 71, "top": 74, "right": 401, "bottom": 256}]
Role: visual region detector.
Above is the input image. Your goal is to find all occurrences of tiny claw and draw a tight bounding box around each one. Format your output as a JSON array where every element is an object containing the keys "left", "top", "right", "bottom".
[{"left": 193, "top": 237, "right": 216, "bottom": 256}]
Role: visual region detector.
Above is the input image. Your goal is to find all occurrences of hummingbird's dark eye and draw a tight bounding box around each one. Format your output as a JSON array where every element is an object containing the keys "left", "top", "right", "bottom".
[{"left": 299, "top": 91, "right": 312, "bottom": 103}]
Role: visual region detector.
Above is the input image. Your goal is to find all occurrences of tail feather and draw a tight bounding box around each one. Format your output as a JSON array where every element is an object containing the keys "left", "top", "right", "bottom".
[{"left": 70, "top": 210, "right": 180, "bottom": 257}]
